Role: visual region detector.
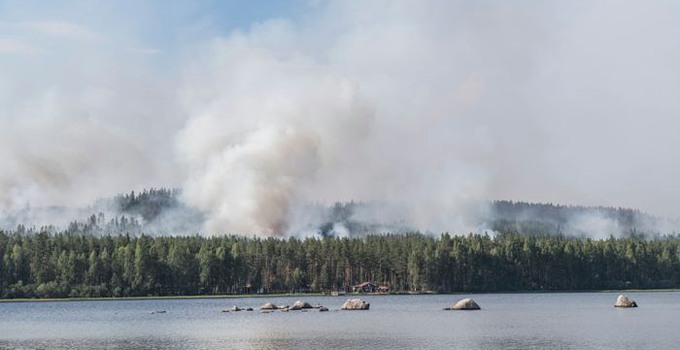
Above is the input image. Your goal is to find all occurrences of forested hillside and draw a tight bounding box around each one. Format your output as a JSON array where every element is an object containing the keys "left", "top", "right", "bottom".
[
  {"left": 2, "top": 190, "right": 679, "bottom": 299},
  {"left": 487, "top": 200, "right": 669, "bottom": 237},
  {"left": 6, "top": 188, "right": 674, "bottom": 238},
  {"left": 1, "top": 231, "right": 679, "bottom": 299},
  {"left": 12, "top": 188, "right": 204, "bottom": 236}
]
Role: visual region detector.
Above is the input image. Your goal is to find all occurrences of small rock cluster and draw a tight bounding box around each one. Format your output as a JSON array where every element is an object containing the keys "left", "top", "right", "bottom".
[
  {"left": 222, "top": 305, "right": 254, "bottom": 312},
  {"left": 227, "top": 299, "right": 371, "bottom": 313},
  {"left": 253, "top": 300, "right": 332, "bottom": 313}
]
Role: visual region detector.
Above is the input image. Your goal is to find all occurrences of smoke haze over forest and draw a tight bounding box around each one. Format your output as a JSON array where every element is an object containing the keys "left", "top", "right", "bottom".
[{"left": 2, "top": 1, "right": 680, "bottom": 236}]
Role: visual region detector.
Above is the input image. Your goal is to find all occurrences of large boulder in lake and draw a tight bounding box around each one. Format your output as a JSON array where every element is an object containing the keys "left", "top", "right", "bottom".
[
  {"left": 341, "top": 298, "right": 370, "bottom": 310},
  {"left": 449, "top": 298, "right": 481, "bottom": 310},
  {"left": 260, "top": 302, "right": 278, "bottom": 310},
  {"left": 290, "top": 300, "right": 313, "bottom": 310},
  {"left": 614, "top": 295, "right": 638, "bottom": 308}
]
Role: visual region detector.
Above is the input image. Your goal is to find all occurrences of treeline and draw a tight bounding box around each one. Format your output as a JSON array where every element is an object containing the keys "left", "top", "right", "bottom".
[{"left": 1, "top": 231, "right": 680, "bottom": 299}]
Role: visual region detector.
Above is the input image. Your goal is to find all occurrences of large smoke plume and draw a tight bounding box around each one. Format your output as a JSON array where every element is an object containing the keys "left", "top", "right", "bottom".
[
  {"left": 2, "top": 1, "right": 680, "bottom": 236},
  {"left": 175, "top": 17, "right": 494, "bottom": 235}
]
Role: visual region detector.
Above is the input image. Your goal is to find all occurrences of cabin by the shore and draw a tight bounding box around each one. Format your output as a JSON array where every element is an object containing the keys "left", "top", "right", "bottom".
[
  {"left": 353, "top": 281, "right": 377, "bottom": 293},
  {"left": 352, "top": 281, "right": 390, "bottom": 293}
]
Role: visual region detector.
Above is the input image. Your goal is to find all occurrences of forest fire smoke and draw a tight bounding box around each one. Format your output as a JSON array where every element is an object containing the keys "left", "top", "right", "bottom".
[{"left": 2, "top": 1, "right": 680, "bottom": 237}]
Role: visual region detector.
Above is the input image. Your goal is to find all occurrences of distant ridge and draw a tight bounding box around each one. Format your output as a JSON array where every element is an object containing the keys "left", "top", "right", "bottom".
[
  {"left": 486, "top": 200, "right": 676, "bottom": 238},
  {"left": 1, "top": 189, "right": 677, "bottom": 237}
]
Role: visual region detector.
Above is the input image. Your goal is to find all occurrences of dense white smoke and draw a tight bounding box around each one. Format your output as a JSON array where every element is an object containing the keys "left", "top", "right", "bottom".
[
  {"left": 0, "top": 116, "right": 148, "bottom": 210},
  {"left": 3, "top": 1, "right": 680, "bottom": 236},
  {"left": 177, "top": 28, "right": 374, "bottom": 235},
  {"left": 0, "top": 15, "right": 181, "bottom": 224},
  {"left": 175, "top": 19, "right": 491, "bottom": 235}
]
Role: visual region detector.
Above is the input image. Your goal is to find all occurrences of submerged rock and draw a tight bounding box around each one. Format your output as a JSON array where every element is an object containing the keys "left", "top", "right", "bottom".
[
  {"left": 450, "top": 298, "right": 481, "bottom": 310},
  {"left": 614, "top": 295, "right": 638, "bottom": 308},
  {"left": 341, "top": 299, "right": 370, "bottom": 310},
  {"left": 291, "top": 300, "right": 313, "bottom": 310},
  {"left": 260, "top": 302, "right": 278, "bottom": 310},
  {"left": 245, "top": 307, "right": 254, "bottom": 311},
  {"left": 319, "top": 306, "right": 329, "bottom": 312}
]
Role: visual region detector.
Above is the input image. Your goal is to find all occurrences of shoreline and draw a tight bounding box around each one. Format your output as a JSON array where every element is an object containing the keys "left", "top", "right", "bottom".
[{"left": 1, "top": 289, "right": 678, "bottom": 303}]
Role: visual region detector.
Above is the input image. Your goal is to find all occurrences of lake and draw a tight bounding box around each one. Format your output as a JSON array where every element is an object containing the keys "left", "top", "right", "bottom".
[{"left": 1, "top": 292, "right": 679, "bottom": 350}]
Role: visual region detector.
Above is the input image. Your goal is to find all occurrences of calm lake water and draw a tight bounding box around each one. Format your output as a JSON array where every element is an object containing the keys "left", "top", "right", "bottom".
[{"left": 1, "top": 292, "right": 679, "bottom": 350}]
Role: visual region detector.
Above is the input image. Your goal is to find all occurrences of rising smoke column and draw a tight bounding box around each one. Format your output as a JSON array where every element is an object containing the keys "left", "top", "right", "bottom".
[
  {"left": 175, "top": 13, "right": 497, "bottom": 236},
  {"left": 177, "top": 26, "right": 373, "bottom": 235}
]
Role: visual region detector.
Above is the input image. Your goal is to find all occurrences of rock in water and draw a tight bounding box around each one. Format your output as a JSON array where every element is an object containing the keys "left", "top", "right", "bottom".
[
  {"left": 341, "top": 299, "right": 370, "bottom": 310},
  {"left": 319, "top": 306, "right": 329, "bottom": 312},
  {"left": 291, "top": 300, "right": 313, "bottom": 310},
  {"left": 260, "top": 302, "right": 278, "bottom": 310},
  {"left": 231, "top": 305, "right": 242, "bottom": 312},
  {"left": 451, "top": 298, "right": 481, "bottom": 310},
  {"left": 614, "top": 295, "right": 638, "bottom": 308}
]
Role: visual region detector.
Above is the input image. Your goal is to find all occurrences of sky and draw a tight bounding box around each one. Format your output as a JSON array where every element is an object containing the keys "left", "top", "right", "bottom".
[{"left": 2, "top": 0, "right": 680, "bottom": 235}]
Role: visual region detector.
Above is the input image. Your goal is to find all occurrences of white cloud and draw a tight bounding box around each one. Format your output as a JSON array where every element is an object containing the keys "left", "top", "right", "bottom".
[
  {"left": 0, "top": 36, "right": 43, "bottom": 55},
  {"left": 0, "top": 20, "right": 101, "bottom": 41},
  {"left": 131, "top": 47, "right": 162, "bottom": 55}
]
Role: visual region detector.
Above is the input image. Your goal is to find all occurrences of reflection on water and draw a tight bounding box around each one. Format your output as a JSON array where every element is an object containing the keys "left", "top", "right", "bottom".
[{"left": 1, "top": 292, "right": 679, "bottom": 350}]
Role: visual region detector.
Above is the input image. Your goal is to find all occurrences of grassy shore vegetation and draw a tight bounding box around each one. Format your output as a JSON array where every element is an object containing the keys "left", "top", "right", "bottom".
[
  {"left": 1, "top": 230, "right": 680, "bottom": 300},
  {"left": 0, "top": 292, "right": 331, "bottom": 303}
]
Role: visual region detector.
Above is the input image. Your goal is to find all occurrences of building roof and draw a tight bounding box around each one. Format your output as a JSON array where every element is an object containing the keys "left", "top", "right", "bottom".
[{"left": 353, "top": 281, "right": 376, "bottom": 288}]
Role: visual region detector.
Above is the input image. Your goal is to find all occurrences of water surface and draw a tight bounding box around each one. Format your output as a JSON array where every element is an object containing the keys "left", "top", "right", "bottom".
[{"left": 1, "top": 292, "right": 678, "bottom": 349}]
